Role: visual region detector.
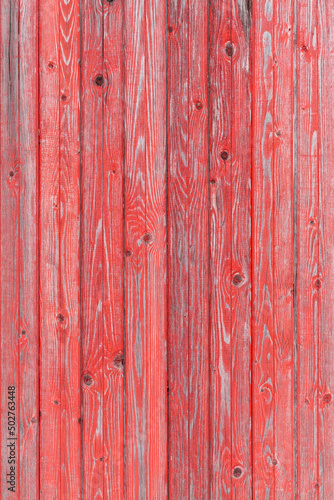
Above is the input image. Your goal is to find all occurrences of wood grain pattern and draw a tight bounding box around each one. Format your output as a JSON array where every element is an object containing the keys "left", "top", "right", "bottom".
[
  {"left": 317, "top": 1, "right": 334, "bottom": 496},
  {"left": 103, "top": 1, "right": 124, "bottom": 498},
  {"left": 296, "top": 0, "right": 319, "bottom": 495},
  {"left": 124, "top": 0, "right": 167, "bottom": 496},
  {"left": 252, "top": 0, "right": 294, "bottom": 497},
  {"left": 1, "top": 0, "right": 39, "bottom": 497},
  {"left": 39, "top": 0, "right": 81, "bottom": 496},
  {"left": 209, "top": 0, "right": 252, "bottom": 498},
  {"left": 1, "top": 1, "right": 21, "bottom": 498},
  {"left": 81, "top": 0, "right": 104, "bottom": 496},
  {"left": 3, "top": 1, "right": 334, "bottom": 498},
  {"left": 168, "top": 0, "right": 210, "bottom": 497}
]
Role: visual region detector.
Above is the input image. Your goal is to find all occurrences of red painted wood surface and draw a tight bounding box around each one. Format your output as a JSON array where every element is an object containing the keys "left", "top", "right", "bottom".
[{"left": 2, "top": 0, "right": 334, "bottom": 498}]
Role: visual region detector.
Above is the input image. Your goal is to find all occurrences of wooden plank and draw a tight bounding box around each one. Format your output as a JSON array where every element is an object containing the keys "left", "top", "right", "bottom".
[
  {"left": 252, "top": 0, "right": 294, "bottom": 496},
  {"left": 39, "top": 0, "right": 81, "bottom": 496},
  {"left": 296, "top": 0, "right": 319, "bottom": 495},
  {"left": 167, "top": 0, "right": 210, "bottom": 496},
  {"left": 209, "top": 0, "right": 233, "bottom": 495},
  {"left": 81, "top": 0, "right": 104, "bottom": 496},
  {"left": 209, "top": 1, "right": 252, "bottom": 498},
  {"left": 1, "top": 0, "right": 21, "bottom": 497},
  {"left": 103, "top": 0, "right": 124, "bottom": 497},
  {"left": 124, "top": 0, "right": 167, "bottom": 496},
  {"left": 229, "top": 1, "right": 252, "bottom": 496},
  {"left": 18, "top": 0, "right": 39, "bottom": 496},
  {"left": 39, "top": 0, "right": 61, "bottom": 493},
  {"left": 58, "top": 0, "right": 81, "bottom": 496},
  {"left": 318, "top": 1, "right": 334, "bottom": 496}
]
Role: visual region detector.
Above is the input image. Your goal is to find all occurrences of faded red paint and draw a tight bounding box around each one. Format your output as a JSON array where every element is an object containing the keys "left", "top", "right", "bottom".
[{"left": 1, "top": 0, "right": 333, "bottom": 498}]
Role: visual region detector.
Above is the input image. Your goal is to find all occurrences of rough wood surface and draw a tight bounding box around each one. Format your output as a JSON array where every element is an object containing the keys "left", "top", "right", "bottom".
[
  {"left": 39, "top": 0, "right": 81, "bottom": 497},
  {"left": 168, "top": 0, "right": 210, "bottom": 497},
  {"left": 124, "top": 0, "right": 167, "bottom": 496},
  {"left": 209, "top": 0, "right": 252, "bottom": 498},
  {"left": 252, "top": 0, "right": 294, "bottom": 496},
  {"left": 2, "top": 1, "right": 334, "bottom": 498},
  {"left": 1, "top": 0, "right": 39, "bottom": 497}
]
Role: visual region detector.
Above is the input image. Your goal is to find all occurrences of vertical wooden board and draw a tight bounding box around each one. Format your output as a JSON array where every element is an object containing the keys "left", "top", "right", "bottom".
[
  {"left": 168, "top": 0, "right": 210, "bottom": 497},
  {"left": 39, "top": 0, "right": 60, "bottom": 494},
  {"left": 296, "top": 0, "right": 319, "bottom": 495},
  {"left": 58, "top": 0, "right": 81, "bottom": 496},
  {"left": 318, "top": 1, "right": 334, "bottom": 496},
  {"left": 19, "top": 0, "right": 39, "bottom": 496},
  {"left": 40, "top": 0, "right": 81, "bottom": 496},
  {"left": 271, "top": 0, "right": 294, "bottom": 495},
  {"left": 209, "top": 0, "right": 233, "bottom": 496},
  {"left": 124, "top": 0, "right": 167, "bottom": 496},
  {"left": 252, "top": 0, "right": 294, "bottom": 497},
  {"left": 209, "top": 0, "right": 252, "bottom": 497},
  {"left": 230, "top": 0, "right": 252, "bottom": 497},
  {"left": 81, "top": 0, "right": 104, "bottom": 496},
  {"left": 0, "top": 0, "right": 21, "bottom": 497},
  {"left": 103, "top": 0, "right": 124, "bottom": 498}
]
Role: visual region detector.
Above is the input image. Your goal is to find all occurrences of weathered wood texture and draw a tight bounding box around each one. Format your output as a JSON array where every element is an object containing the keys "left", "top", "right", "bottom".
[
  {"left": 124, "top": 0, "right": 167, "bottom": 496},
  {"left": 39, "top": 0, "right": 81, "bottom": 497},
  {"left": 252, "top": 0, "right": 295, "bottom": 497},
  {"left": 1, "top": 0, "right": 334, "bottom": 498},
  {"left": 209, "top": 0, "right": 252, "bottom": 498},
  {"left": 168, "top": 0, "right": 209, "bottom": 497}
]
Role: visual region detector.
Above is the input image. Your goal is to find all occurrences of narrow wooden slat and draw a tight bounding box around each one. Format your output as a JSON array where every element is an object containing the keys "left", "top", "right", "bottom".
[
  {"left": 168, "top": 0, "right": 210, "bottom": 496},
  {"left": 318, "top": 1, "right": 334, "bottom": 496},
  {"left": 1, "top": 1, "right": 21, "bottom": 497},
  {"left": 296, "top": 0, "right": 319, "bottom": 494},
  {"left": 124, "top": 0, "right": 167, "bottom": 496},
  {"left": 39, "top": 0, "right": 61, "bottom": 494},
  {"left": 209, "top": 0, "right": 233, "bottom": 495},
  {"left": 81, "top": 0, "right": 104, "bottom": 495},
  {"left": 19, "top": 0, "right": 39, "bottom": 496},
  {"left": 40, "top": 0, "right": 81, "bottom": 495},
  {"left": 58, "top": 0, "right": 81, "bottom": 496},
  {"left": 252, "top": 0, "right": 294, "bottom": 496},
  {"left": 103, "top": 0, "right": 124, "bottom": 497},
  {"left": 209, "top": 1, "right": 252, "bottom": 497},
  {"left": 230, "top": 0, "right": 252, "bottom": 496}
]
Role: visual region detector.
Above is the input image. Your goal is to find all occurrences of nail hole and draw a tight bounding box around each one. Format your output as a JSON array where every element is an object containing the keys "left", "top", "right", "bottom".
[
  {"left": 221, "top": 150, "right": 229, "bottom": 160},
  {"left": 31, "top": 417, "right": 37, "bottom": 423},
  {"left": 301, "top": 44, "right": 308, "bottom": 52},
  {"left": 225, "top": 42, "right": 234, "bottom": 57},
  {"left": 232, "top": 273, "right": 243, "bottom": 286},
  {"left": 168, "top": 26, "right": 173, "bottom": 33},
  {"left": 305, "top": 398, "right": 310, "bottom": 405},
  {"left": 324, "top": 393, "right": 332, "bottom": 403},
  {"left": 125, "top": 249, "right": 132, "bottom": 257},
  {"left": 61, "top": 94, "right": 67, "bottom": 101},
  {"left": 233, "top": 467, "right": 243, "bottom": 478},
  {"left": 195, "top": 101, "right": 203, "bottom": 110},
  {"left": 48, "top": 62, "right": 55, "bottom": 69},
  {"left": 57, "top": 314, "right": 65, "bottom": 323},
  {"left": 272, "top": 459, "right": 278, "bottom": 466},
  {"left": 83, "top": 374, "right": 93, "bottom": 386},
  {"left": 315, "top": 278, "right": 321, "bottom": 289},
  {"left": 21, "top": 330, "right": 26, "bottom": 335},
  {"left": 210, "top": 179, "right": 217, "bottom": 185},
  {"left": 54, "top": 400, "right": 60, "bottom": 406},
  {"left": 9, "top": 171, "right": 14, "bottom": 177},
  {"left": 142, "top": 233, "right": 153, "bottom": 245},
  {"left": 94, "top": 75, "right": 104, "bottom": 87}
]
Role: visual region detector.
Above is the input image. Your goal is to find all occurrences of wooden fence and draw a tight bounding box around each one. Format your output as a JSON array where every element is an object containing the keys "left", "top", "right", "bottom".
[{"left": 0, "top": 0, "right": 332, "bottom": 497}]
